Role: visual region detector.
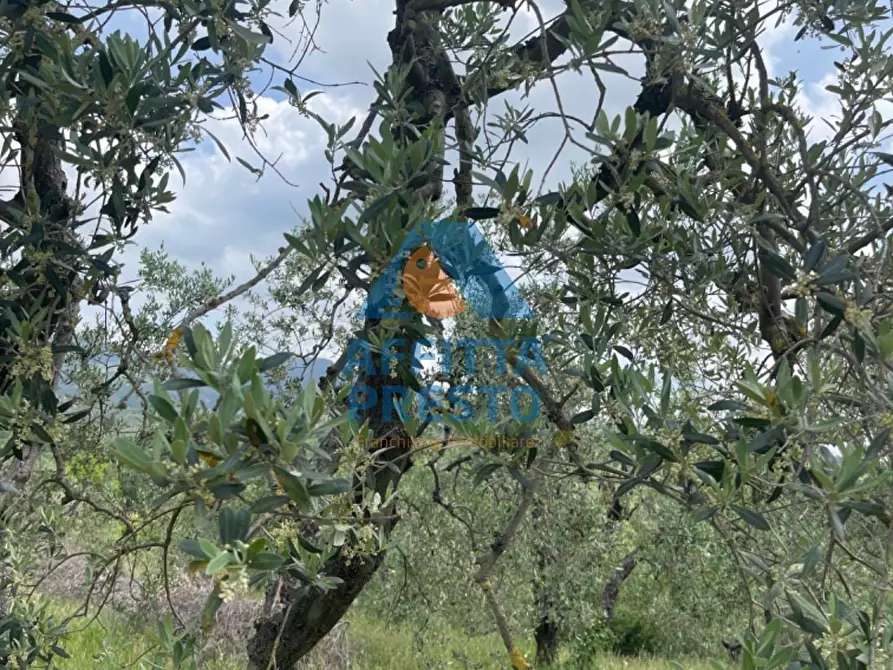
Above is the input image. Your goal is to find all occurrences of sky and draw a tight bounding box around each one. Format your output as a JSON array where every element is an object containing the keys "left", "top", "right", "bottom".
[{"left": 65, "top": 0, "right": 847, "bottom": 337}]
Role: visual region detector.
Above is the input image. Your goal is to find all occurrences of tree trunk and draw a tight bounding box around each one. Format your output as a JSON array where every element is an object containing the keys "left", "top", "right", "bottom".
[
  {"left": 532, "top": 496, "right": 561, "bottom": 666},
  {"left": 0, "top": 120, "right": 77, "bottom": 496},
  {"left": 600, "top": 553, "right": 638, "bottom": 623},
  {"left": 244, "top": 1, "right": 468, "bottom": 663},
  {"left": 247, "top": 546, "right": 392, "bottom": 668},
  {"left": 534, "top": 600, "right": 560, "bottom": 667},
  {"left": 246, "top": 325, "right": 414, "bottom": 668}
]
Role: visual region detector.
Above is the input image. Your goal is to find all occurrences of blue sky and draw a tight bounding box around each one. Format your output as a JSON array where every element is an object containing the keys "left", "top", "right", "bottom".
[{"left": 75, "top": 0, "right": 846, "bottom": 326}]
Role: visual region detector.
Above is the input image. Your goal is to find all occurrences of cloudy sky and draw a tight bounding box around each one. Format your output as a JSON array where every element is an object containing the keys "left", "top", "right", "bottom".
[{"left": 101, "top": 0, "right": 841, "bottom": 325}]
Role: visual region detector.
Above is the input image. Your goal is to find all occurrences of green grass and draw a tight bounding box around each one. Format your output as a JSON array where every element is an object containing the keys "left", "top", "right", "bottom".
[
  {"left": 43, "top": 599, "right": 728, "bottom": 669},
  {"left": 301, "top": 611, "right": 729, "bottom": 670},
  {"left": 40, "top": 598, "right": 241, "bottom": 670}
]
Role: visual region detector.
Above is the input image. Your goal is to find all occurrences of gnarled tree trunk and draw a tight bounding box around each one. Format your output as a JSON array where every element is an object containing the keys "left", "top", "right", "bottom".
[
  {"left": 246, "top": 322, "right": 414, "bottom": 668},
  {"left": 0, "top": 119, "right": 78, "bottom": 497}
]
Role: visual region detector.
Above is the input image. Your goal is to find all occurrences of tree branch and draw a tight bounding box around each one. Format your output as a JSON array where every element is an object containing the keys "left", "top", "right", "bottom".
[{"left": 177, "top": 245, "right": 292, "bottom": 329}]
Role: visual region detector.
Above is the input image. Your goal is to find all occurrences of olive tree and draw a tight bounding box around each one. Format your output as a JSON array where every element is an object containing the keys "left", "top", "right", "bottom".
[
  {"left": 237, "top": 0, "right": 893, "bottom": 667},
  {"left": 6, "top": 0, "right": 893, "bottom": 668},
  {"left": 0, "top": 0, "right": 318, "bottom": 663}
]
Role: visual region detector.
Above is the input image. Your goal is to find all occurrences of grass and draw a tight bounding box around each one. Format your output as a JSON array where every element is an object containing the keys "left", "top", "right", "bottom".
[
  {"left": 302, "top": 611, "right": 729, "bottom": 670},
  {"left": 42, "top": 599, "right": 728, "bottom": 669},
  {"left": 39, "top": 598, "right": 242, "bottom": 670}
]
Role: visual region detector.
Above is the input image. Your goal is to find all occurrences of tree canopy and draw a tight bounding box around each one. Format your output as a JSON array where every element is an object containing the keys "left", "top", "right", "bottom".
[{"left": 2, "top": 0, "right": 893, "bottom": 669}]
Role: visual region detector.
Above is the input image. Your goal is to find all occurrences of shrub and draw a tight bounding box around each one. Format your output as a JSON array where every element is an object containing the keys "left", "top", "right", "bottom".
[{"left": 607, "top": 611, "right": 660, "bottom": 657}]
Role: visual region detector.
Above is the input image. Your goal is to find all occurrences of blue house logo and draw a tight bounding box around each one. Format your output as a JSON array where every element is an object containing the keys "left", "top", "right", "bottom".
[
  {"left": 345, "top": 221, "right": 544, "bottom": 425},
  {"left": 360, "top": 220, "right": 533, "bottom": 320}
]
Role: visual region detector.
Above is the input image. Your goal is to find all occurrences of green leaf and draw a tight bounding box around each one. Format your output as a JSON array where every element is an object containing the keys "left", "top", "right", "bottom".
[
  {"left": 202, "top": 128, "right": 230, "bottom": 161},
  {"left": 613, "top": 345, "right": 634, "bottom": 362},
  {"left": 237, "top": 156, "right": 262, "bottom": 175},
  {"left": 113, "top": 437, "right": 151, "bottom": 473},
  {"left": 219, "top": 507, "right": 251, "bottom": 545},
  {"left": 841, "top": 499, "right": 887, "bottom": 522},
  {"left": 592, "top": 61, "right": 629, "bottom": 75},
  {"left": 236, "top": 346, "right": 256, "bottom": 383},
  {"left": 283, "top": 233, "right": 306, "bottom": 255},
  {"left": 804, "top": 236, "right": 827, "bottom": 272},
  {"left": 707, "top": 400, "right": 750, "bottom": 412},
  {"left": 357, "top": 192, "right": 397, "bottom": 226},
  {"left": 571, "top": 409, "right": 595, "bottom": 424},
  {"left": 472, "top": 171, "right": 504, "bottom": 193},
  {"left": 836, "top": 445, "right": 865, "bottom": 492},
  {"left": 609, "top": 450, "right": 635, "bottom": 467},
  {"left": 675, "top": 195, "right": 703, "bottom": 222},
  {"left": 692, "top": 506, "right": 719, "bottom": 523},
  {"left": 179, "top": 538, "right": 209, "bottom": 559},
  {"left": 682, "top": 429, "right": 718, "bottom": 445},
  {"left": 300, "top": 375, "right": 318, "bottom": 420},
  {"left": 816, "top": 292, "right": 845, "bottom": 316},
  {"left": 17, "top": 71, "right": 48, "bottom": 89},
  {"left": 786, "top": 591, "right": 827, "bottom": 635},
  {"left": 229, "top": 22, "right": 273, "bottom": 44},
  {"left": 795, "top": 297, "right": 808, "bottom": 329},
  {"left": 205, "top": 551, "right": 233, "bottom": 575},
  {"left": 868, "top": 428, "right": 889, "bottom": 459},
  {"left": 473, "top": 462, "right": 502, "bottom": 488},
  {"left": 250, "top": 551, "right": 285, "bottom": 571},
  {"left": 875, "top": 151, "right": 893, "bottom": 168},
  {"left": 200, "top": 585, "right": 223, "bottom": 633},
  {"left": 853, "top": 332, "right": 865, "bottom": 362},
  {"left": 759, "top": 251, "right": 797, "bottom": 281},
  {"left": 813, "top": 270, "right": 857, "bottom": 286},
  {"left": 149, "top": 394, "right": 179, "bottom": 423},
  {"left": 660, "top": 373, "right": 671, "bottom": 415},
  {"left": 50, "top": 644, "right": 70, "bottom": 659},
  {"left": 802, "top": 546, "right": 822, "bottom": 576},
  {"left": 636, "top": 438, "right": 678, "bottom": 462},
  {"left": 274, "top": 467, "right": 311, "bottom": 510},
  {"left": 821, "top": 314, "right": 843, "bottom": 338},
  {"left": 828, "top": 505, "right": 846, "bottom": 541},
  {"left": 307, "top": 479, "right": 351, "bottom": 496},
  {"left": 731, "top": 505, "right": 770, "bottom": 531},
  {"left": 163, "top": 378, "right": 207, "bottom": 391},
  {"left": 191, "top": 36, "right": 212, "bottom": 51},
  {"left": 878, "top": 331, "right": 893, "bottom": 359},
  {"left": 535, "top": 192, "right": 562, "bottom": 206},
  {"left": 198, "top": 538, "right": 220, "bottom": 558},
  {"left": 258, "top": 351, "right": 294, "bottom": 373},
  {"left": 170, "top": 439, "right": 187, "bottom": 465},
  {"left": 464, "top": 207, "right": 500, "bottom": 220},
  {"left": 250, "top": 495, "right": 291, "bottom": 513},
  {"left": 29, "top": 422, "right": 54, "bottom": 443},
  {"left": 626, "top": 210, "right": 641, "bottom": 237},
  {"left": 46, "top": 11, "right": 83, "bottom": 23}
]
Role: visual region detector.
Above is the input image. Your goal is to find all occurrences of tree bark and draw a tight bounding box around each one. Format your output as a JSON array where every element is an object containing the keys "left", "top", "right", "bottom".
[
  {"left": 0, "top": 118, "right": 78, "bottom": 496},
  {"left": 534, "top": 597, "right": 560, "bottom": 667},
  {"left": 246, "top": 324, "right": 414, "bottom": 668},
  {"left": 600, "top": 553, "right": 637, "bottom": 624},
  {"left": 247, "top": 548, "right": 389, "bottom": 668},
  {"left": 245, "top": 1, "right": 465, "bottom": 664},
  {"left": 532, "top": 496, "right": 561, "bottom": 666}
]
